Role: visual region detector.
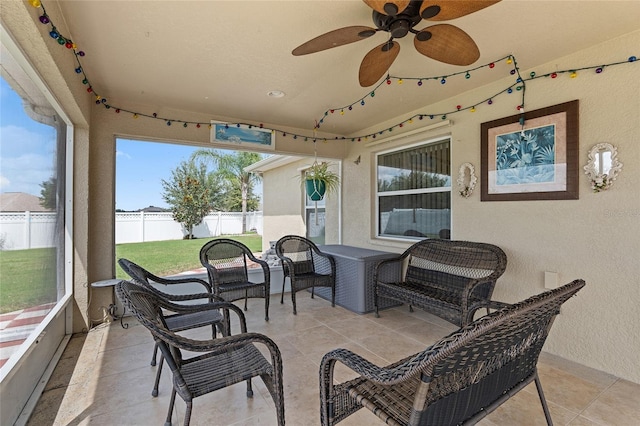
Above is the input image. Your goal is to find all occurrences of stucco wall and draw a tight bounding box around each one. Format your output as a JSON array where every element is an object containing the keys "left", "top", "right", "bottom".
[
  {"left": 340, "top": 30, "right": 640, "bottom": 383},
  {"left": 261, "top": 158, "right": 341, "bottom": 252}
]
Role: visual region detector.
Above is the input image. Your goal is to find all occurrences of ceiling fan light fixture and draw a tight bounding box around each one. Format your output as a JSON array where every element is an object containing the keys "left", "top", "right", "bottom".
[{"left": 390, "top": 20, "right": 410, "bottom": 38}]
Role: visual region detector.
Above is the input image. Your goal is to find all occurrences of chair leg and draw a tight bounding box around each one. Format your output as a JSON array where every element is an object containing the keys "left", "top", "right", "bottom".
[
  {"left": 534, "top": 372, "right": 553, "bottom": 426},
  {"left": 183, "top": 401, "right": 193, "bottom": 426},
  {"left": 152, "top": 355, "right": 164, "bottom": 397},
  {"left": 291, "top": 290, "right": 297, "bottom": 315},
  {"left": 311, "top": 286, "right": 315, "bottom": 299},
  {"left": 246, "top": 378, "right": 254, "bottom": 398},
  {"left": 409, "top": 305, "right": 414, "bottom": 312},
  {"left": 165, "top": 387, "right": 177, "bottom": 426},
  {"left": 151, "top": 343, "right": 159, "bottom": 366},
  {"left": 281, "top": 275, "right": 286, "bottom": 304},
  {"left": 331, "top": 285, "right": 336, "bottom": 307},
  {"left": 265, "top": 291, "right": 270, "bottom": 322},
  {"left": 244, "top": 290, "right": 248, "bottom": 311}
]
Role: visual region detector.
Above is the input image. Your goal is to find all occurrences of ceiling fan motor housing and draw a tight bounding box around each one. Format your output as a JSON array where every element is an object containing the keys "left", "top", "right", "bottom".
[{"left": 372, "top": 3, "right": 423, "bottom": 38}]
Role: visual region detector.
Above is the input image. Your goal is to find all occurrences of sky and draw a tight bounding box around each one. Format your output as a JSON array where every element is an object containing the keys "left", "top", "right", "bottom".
[
  {"left": 1, "top": 75, "right": 263, "bottom": 212},
  {"left": 116, "top": 139, "right": 203, "bottom": 211},
  {"left": 1, "top": 77, "right": 58, "bottom": 197}
]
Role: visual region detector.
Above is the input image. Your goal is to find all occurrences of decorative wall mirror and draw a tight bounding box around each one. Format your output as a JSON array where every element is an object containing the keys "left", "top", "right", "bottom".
[
  {"left": 457, "top": 162, "right": 477, "bottom": 198},
  {"left": 583, "top": 143, "right": 623, "bottom": 192}
]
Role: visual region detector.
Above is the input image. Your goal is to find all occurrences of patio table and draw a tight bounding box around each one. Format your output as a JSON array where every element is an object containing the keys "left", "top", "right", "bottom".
[{"left": 313, "top": 244, "right": 402, "bottom": 314}]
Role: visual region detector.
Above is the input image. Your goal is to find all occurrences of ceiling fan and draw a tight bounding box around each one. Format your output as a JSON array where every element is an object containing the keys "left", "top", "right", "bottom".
[{"left": 292, "top": 0, "right": 501, "bottom": 87}]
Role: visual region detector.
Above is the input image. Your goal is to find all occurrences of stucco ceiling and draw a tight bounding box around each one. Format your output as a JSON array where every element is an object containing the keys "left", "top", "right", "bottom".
[{"left": 54, "top": 1, "right": 640, "bottom": 138}]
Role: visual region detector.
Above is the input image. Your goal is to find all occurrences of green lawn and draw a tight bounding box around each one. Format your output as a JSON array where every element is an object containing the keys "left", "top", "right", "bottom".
[
  {"left": 0, "top": 235, "right": 262, "bottom": 314},
  {"left": 0, "top": 247, "right": 58, "bottom": 314},
  {"left": 114, "top": 235, "right": 262, "bottom": 278}
]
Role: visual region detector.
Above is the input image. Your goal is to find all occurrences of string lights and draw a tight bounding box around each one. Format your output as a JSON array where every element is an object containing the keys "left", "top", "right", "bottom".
[{"left": 29, "top": 0, "right": 638, "bottom": 144}]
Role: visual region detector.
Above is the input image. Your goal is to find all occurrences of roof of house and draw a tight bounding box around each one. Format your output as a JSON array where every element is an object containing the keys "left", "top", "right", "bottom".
[{"left": 0, "top": 192, "right": 51, "bottom": 212}]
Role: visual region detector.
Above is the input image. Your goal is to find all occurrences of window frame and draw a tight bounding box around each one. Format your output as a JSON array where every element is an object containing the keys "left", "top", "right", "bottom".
[
  {"left": 375, "top": 136, "right": 452, "bottom": 241},
  {"left": 0, "top": 23, "right": 74, "bottom": 381}
]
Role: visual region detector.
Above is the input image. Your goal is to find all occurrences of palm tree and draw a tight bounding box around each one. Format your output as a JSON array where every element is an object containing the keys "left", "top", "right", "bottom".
[{"left": 190, "top": 149, "right": 262, "bottom": 233}]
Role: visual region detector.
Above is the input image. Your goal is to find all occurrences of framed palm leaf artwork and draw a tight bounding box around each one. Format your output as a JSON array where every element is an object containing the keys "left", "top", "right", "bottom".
[{"left": 481, "top": 100, "right": 579, "bottom": 201}]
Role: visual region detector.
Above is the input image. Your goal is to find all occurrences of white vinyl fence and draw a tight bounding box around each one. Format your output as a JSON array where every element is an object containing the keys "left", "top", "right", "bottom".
[{"left": 0, "top": 211, "right": 263, "bottom": 250}]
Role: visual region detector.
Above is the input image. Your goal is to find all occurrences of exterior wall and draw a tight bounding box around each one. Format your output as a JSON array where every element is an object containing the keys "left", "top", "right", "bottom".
[
  {"left": 261, "top": 158, "right": 341, "bottom": 252},
  {"left": 340, "top": 31, "right": 640, "bottom": 383}
]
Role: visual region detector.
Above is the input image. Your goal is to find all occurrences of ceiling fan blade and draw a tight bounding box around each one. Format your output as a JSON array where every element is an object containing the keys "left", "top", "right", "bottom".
[
  {"left": 292, "top": 26, "right": 376, "bottom": 56},
  {"left": 363, "top": 0, "right": 411, "bottom": 16},
  {"left": 359, "top": 41, "right": 400, "bottom": 87},
  {"left": 420, "top": 1, "right": 501, "bottom": 21},
  {"left": 414, "top": 24, "right": 479, "bottom": 66}
]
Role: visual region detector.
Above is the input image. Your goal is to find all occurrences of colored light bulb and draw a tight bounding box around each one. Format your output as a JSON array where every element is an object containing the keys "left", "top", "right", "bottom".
[
  {"left": 456, "top": 105, "right": 461, "bottom": 110},
  {"left": 551, "top": 72, "right": 558, "bottom": 78},
  {"left": 595, "top": 67, "right": 603, "bottom": 74},
  {"left": 465, "top": 72, "right": 470, "bottom": 79},
  {"left": 417, "top": 80, "right": 422, "bottom": 86},
  {"left": 386, "top": 79, "right": 391, "bottom": 85},
  {"left": 470, "top": 107, "right": 476, "bottom": 113},
  {"left": 39, "top": 15, "right": 49, "bottom": 24},
  {"left": 530, "top": 72, "right": 536, "bottom": 78},
  {"left": 398, "top": 79, "right": 403, "bottom": 84},
  {"left": 570, "top": 71, "right": 577, "bottom": 78},
  {"left": 489, "top": 63, "right": 495, "bottom": 69},
  {"left": 440, "top": 78, "right": 446, "bottom": 84},
  {"left": 30, "top": 0, "right": 41, "bottom": 7},
  {"left": 506, "top": 58, "right": 513, "bottom": 64}
]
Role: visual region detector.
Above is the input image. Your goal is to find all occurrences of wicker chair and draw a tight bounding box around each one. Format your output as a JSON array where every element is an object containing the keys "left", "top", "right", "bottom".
[
  {"left": 116, "top": 280, "right": 285, "bottom": 426},
  {"left": 118, "top": 258, "right": 226, "bottom": 397},
  {"left": 321, "top": 279, "right": 585, "bottom": 426},
  {"left": 199, "top": 238, "right": 271, "bottom": 321},
  {"left": 374, "top": 239, "right": 507, "bottom": 327},
  {"left": 275, "top": 235, "right": 336, "bottom": 315}
]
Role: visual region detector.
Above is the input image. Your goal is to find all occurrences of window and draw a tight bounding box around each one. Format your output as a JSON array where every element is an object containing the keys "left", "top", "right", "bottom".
[
  {"left": 0, "top": 25, "right": 72, "bottom": 423},
  {"left": 376, "top": 138, "right": 451, "bottom": 240}
]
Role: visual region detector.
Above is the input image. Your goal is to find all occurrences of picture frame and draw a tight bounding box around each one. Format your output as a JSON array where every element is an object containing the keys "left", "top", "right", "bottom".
[
  {"left": 210, "top": 121, "right": 275, "bottom": 150},
  {"left": 481, "top": 100, "right": 579, "bottom": 201}
]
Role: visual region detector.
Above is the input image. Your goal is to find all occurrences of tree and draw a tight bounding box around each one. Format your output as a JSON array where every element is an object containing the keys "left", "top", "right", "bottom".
[
  {"left": 161, "top": 160, "right": 222, "bottom": 239},
  {"left": 190, "top": 150, "right": 262, "bottom": 233},
  {"left": 222, "top": 179, "right": 260, "bottom": 212},
  {"left": 39, "top": 177, "right": 57, "bottom": 210}
]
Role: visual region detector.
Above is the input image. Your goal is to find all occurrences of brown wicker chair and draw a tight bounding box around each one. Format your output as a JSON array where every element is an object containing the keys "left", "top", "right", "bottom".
[
  {"left": 116, "top": 280, "right": 285, "bottom": 426},
  {"left": 374, "top": 239, "right": 507, "bottom": 327},
  {"left": 118, "top": 258, "right": 226, "bottom": 397},
  {"left": 320, "top": 279, "right": 585, "bottom": 426},
  {"left": 199, "top": 238, "right": 271, "bottom": 321},
  {"left": 275, "top": 235, "right": 336, "bottom": 315}
]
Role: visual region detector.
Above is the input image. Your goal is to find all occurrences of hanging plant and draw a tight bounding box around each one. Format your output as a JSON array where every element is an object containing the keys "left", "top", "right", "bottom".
[{"left": 303, "top": 161, "right": 340, "bottom": 201}]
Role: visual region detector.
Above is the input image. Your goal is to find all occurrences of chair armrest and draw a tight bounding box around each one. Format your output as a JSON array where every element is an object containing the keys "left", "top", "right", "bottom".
[
  {"left": 166, "top": 331, "right": 280, "bottom": 357},
  {"left": 153, "top": 298, "right": 248, "bottom": 332},
  {"left": 320, "top": 347, "right": 437, "bottom": 387},
  {"left": 147, "top": 273, "right": 213, "bottom": 293},
  {"left": 374, "top": 256, "right": 404, "bottom": 283}
]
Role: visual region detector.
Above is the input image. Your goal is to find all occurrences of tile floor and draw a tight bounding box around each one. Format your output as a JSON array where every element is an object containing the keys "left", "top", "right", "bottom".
[{"left": 27, "top": 292, "right": 640, "bottom": 425}]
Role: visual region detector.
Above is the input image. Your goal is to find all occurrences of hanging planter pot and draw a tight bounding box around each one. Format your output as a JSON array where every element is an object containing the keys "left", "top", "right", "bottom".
[
  {"left": 301, "top": 161, "right": 340, "bottom": 201},
  {"left": 306, "top": 178, "right": 326, "bottom": 201}
]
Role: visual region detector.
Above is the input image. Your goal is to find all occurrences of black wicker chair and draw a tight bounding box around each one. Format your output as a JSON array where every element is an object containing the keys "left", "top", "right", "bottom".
[
  {"left": 116, "top": 280, "right": 285, "bottom": 426},
  {"left": 275, "top": 235, "right": 336, "bottom": 315},
  {"left": 374, "top": 239, "right": 507, "bottom": 327},
  {"left": 118, "top": 258, "right": 226, "bottom": 397},
  {"left": 321, "top": 279, "right": 585, "bottom": 426},
  {"left": 199, "top": 238, "right": 271, "bottom": 321}
]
